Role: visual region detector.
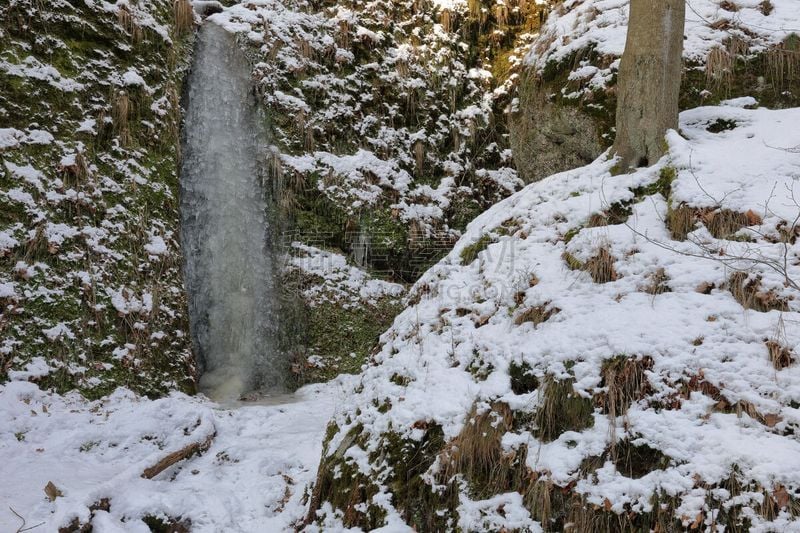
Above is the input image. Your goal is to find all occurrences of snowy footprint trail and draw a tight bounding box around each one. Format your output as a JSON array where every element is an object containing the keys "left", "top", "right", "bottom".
[
  {"left": 181, "top": 21, "right": 283, "bottom": 401},
  {"left": 0, "top": 377, "right": 356, "bottom": 531}
]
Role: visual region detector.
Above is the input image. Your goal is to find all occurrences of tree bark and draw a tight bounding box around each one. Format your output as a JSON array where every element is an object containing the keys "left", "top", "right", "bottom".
[{"left": 613, "top": 0, "right": 685, "bottom": 169}]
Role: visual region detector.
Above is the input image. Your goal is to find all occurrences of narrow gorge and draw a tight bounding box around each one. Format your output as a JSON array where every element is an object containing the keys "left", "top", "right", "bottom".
[{"left": 2, "top": 0, "right": 800, "bottom": 530}]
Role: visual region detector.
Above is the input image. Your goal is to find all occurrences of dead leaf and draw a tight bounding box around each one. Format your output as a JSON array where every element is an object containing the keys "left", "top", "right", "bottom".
[
  {"left": 774, "top": 485, "right": 790, "bottom": 509},
  {"left": 44, "top": 481, "right": 62, "bottom": 502},
  {"left": 745, "top": 209, "right": 763, "bottom": 226},
  {"left": 764, "top": 413, "right": 782, "bottom": 427}
]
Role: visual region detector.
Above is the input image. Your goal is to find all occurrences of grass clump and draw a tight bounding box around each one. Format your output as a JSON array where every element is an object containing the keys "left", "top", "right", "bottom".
[
  {"left": 728, "top": 272, "right": 789, "bottom": 312},
  {"left": 514, "top": 302, "right": 560, "bottom": 327},
  {"left": 534, "top": 376, "right": 595, "bottom": 442},
  {"left": 460, "top": 234, "right": 493, "bottom": 265},
  {"left": 509, "top": 361, "right": 539, "bottom": 394},
  {"left": 597, "top": 356, "right": 653, "bottom": 418},
  {"left": 766, "top": 339, "right": 794, "bottom": 370},
  {"left": 584, "top": 247, "right": 618, "bottom": 284}
]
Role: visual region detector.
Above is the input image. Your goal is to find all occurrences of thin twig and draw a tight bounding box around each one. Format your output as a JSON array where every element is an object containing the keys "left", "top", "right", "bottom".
[{"left": 9, "top": 507, "right": 45, "bottom": 533}]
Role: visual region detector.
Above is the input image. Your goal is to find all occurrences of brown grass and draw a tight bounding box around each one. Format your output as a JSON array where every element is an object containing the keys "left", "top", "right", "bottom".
[
  {"left": 112, "top": 90, "right": 132, "bottom": 147},
  {"left": 173, "top": 0, "right": 194, "bottom": 36},
  {"left": 296, "top": 37, "right": 314, "bottom": 60},
  {"left": 667, "top": 203, "right": 696, "bottom": 240},
  {"left": 728, "top": 272, "right": 789, "bottom": 312},
  {"left": 514, "top": 303, "right": 560, "bottom": 327},
  {"left": 438, "top": 403, "right": 522, "bottom": 497},
  {"left": 116, "top": 5, "right": 142, "bottom": 43},
  {"left": 534, "top": 376, "right": 594, "bottom": 442},
  {"left": 641, "top": 267, "right": 670, "bottom": 295},
  {"left": 440, "top": 9, "right": 455, "bottom": 32},
  {"left": 703, "top": 209, "right": 751, "bottom": 239},
  {"left": 706, "top": 46, "right": 734, "bottom": 91},
  {"left": 336, "top": 20, "right": 351, "bottom": 49},
  {"left": 493, "top": 4, "right": 509, "bottom": 27},
  {"left": 59, "top": 150, "right": 91, "bottom": 187},
  {"left": 584, "top": 247, "right": 618, "bottom": 284},
  {"left": 719, "top": 0, "right": 740, "bottom": 12},
  {"left": 597, "top": 356, "right": 654, "bottom": 420},
  {"left": 766, "top": 38, "right": 800, "bottom": 91},
  {"left": 766, "top": 340, "right": 794, "bottom": 370},
  {"left": 413, "top": 140, "right": 425, "bottom": 175}
]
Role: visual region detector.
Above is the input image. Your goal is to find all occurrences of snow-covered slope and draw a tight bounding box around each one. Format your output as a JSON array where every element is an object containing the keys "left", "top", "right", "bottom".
[{"left": 308, "top": 101, "right": 800, "bottom": 530}]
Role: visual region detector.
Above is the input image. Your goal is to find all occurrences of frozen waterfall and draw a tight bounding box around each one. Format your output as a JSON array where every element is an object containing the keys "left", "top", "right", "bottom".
[{"left": 180, "top": 22, "right": 284, "bottom": 401}]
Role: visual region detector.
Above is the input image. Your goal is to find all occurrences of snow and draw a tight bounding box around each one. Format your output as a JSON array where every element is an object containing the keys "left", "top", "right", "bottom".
[
  {"left": 0, "top": 281, "right": 17, "bottom": 299},
  {"left": 0, "top": 56, "right": 85, "bottom": 92},
  {"left": 289, "top": 243, "right": 405, "bottom": 307},
  {"left": 0, "top": 129, "right": 53, "bottom": 150},
  {"left": 457, "top": 492, "right": 543, "bottom": 532},
  {"left": 42, "top": 323, "right": 76, "bottom": 342},
  {"left": 0, "top": 378, "right": 355, "bottom": 532},
  {"left": 669, "top": 105, "right": 800, "bottom": 222},
  {"left": 143, "top": 235, "right": 168, "bottom": 256},
  {"left": 7, "top": 357, "right": 53, "bottom": 381},
  {"left": 318, "top": 103, "right": 800, "bottom": 527}
]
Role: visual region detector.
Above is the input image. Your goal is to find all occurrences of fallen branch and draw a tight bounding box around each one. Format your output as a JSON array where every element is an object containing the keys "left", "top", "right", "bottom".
[{"left": 141, "top": 429, "right": 216, "bottom": 479}]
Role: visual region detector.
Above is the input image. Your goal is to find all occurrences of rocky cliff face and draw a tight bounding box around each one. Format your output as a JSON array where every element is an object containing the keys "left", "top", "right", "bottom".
[
  {"left": 211, "top": 0, "right": 553, "bottom": 384},
  {"left": 0, "top": 0, "right": 197, "bottom": 398}
]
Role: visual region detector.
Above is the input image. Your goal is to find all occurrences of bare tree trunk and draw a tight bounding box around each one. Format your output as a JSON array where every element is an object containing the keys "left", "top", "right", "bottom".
[{"left": 613, "top": 0, "right": 685, "bottom": 169}]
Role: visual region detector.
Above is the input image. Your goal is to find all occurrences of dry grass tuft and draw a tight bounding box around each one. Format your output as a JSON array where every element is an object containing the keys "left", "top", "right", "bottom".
[
  {"left": 440, "top": 9, "right": 455, "bottom": 33},
  {"left": 766, "top": 339, "right": 794, "bottom": 370},
  {"left": 597, "top": 356, "right": 654, "bottom": 419},
  {"left": 759, "top": 0, "right": 774, "bottom": 15},
  {"left": 112, "top": 90, "right": 132, "bottom": 147},
  {"left": 117, "top": 6, "right": 144, "bottom": 43},
  {"left": 728, "top": 272, "right": 789, "bottom": 313},
  {"left": 493, "top": 4, "right": 509, "bottom": 27},
  {"left": 584, "top": 247, "right": 617, "bottom": 284},
  {"left": 514, "top": 303, "right": 560, "bottom": 327},
  {"left": 173, "top": 0, "right": 194, "bottom": 36},
  {"left": 667, "top": 203, "right": 696, "bottom": 240},
  {"left": 641, "top": 268, "right": 670, "bottom": 295},
  {"left": 668, "top": 204, "right": 757, "bottom": 240},
  {"left": 702, "top": 208, "right": 750, "bottom": 239},
  {"left": 438, "top": 403, "right": 523, "bottom": 496},
  {"left": 59, "top": 150, "right": 91, "bottom": 187},
  {"left": 719, "top": 0, "right": 739, "bottom": 12},
  {"left": 413, "top": 141, "right": 425, "bottom": 175},
  {"left": 336, "top": 20, "right": 351, "bottom": 49},
  {"left": 467, "top": 0, "right": 482, "bottom": 19},
  {"left": 706, "top": 46, "right": 734, "bottom": 91},
  {"left": 534, "top": 376, "right": 594, "bottom": 442},
  {"left": 296, "top": 37, "right": 314, "bottom": 60},
  {"left": 766, "top": 37, "right": 800, "bottom": 91}
]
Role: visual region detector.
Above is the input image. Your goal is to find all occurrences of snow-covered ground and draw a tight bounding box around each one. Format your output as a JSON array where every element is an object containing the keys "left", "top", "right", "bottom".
[{"left": 0, "top": 377, "right": 357, "bottom": 532}]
